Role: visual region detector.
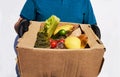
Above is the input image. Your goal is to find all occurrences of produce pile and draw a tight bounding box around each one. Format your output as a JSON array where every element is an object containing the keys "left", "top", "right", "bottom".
[{"left": 34, "top": 15, "right": 88, "bottom": 49}]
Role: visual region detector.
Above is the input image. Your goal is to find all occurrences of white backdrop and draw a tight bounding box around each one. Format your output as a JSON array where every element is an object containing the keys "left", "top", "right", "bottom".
[{"left": 0, "top": 0, "right": 120, "bottom": 77}]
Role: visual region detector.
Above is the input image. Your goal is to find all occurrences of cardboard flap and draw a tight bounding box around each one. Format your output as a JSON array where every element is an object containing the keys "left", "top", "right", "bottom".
[
  {"left": 17, "top": 21, "right": 41, "bottom": 48},
  {"left": 80, "top": 24, "right": 105, "bottom": 49}
]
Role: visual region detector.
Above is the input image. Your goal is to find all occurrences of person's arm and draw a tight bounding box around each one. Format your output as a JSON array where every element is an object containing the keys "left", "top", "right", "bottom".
[
  {"left": 14, "top": 17, "right": 30, "bottom": 37},
  {"left": 14, "top": 17, "right": 23, "bottom": 33},
  {"left": 14, "top": 0, "right": 36, "bottom": 37},
  {"left": 91, "top": 24, "right": 101, "bottom": 39},
  {"left": 83, "top": 0, "right": 101, "bottom": 39}
]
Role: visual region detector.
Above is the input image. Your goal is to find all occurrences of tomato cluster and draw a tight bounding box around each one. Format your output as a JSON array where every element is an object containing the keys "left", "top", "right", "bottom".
[{"left": 50, "top": 39, "right": 65, "bottom": 48}]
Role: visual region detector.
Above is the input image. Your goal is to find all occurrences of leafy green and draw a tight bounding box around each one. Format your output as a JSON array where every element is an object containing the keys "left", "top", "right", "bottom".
[
  {"left": 34, "top": 15, "right": 60, "bottom": 48},
  {"left": 44, "top": 15, "right": 60, "bottom": 38},
  {"left": 34, "top": 32, "right": 50, "bottom": 48}
]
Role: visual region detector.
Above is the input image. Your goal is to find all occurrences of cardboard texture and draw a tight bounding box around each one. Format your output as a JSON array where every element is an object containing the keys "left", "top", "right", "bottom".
[{"left": 16, "top": 21, "right": 105, "bottom": 77}]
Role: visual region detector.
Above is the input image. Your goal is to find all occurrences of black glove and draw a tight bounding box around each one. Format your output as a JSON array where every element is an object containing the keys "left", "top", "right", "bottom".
[
  {"left": 91, "top": 25, "right": 101, "bottom": 39},
  {"left": 18, "top": 19, "right": 30, "bottom": 37}
]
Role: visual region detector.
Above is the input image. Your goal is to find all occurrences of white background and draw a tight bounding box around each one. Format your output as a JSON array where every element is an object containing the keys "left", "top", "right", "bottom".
[{"left": 0, "top": 0, "right": 120, "bottom": 77}]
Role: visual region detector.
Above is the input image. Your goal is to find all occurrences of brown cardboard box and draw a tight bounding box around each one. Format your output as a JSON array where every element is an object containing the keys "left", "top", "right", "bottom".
[{"left": 16, "top": 21, "right": 105, "bottom": 77}]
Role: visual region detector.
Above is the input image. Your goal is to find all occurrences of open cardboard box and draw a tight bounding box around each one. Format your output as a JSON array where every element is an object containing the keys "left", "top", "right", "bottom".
[{"left": 16, "top": 21, "right": 105, "bottom": 77}]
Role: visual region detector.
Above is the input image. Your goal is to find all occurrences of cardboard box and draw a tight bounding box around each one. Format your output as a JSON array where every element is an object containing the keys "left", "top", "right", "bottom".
[{"left": 16, "top": 21, "right": 105, "bottom": 77}]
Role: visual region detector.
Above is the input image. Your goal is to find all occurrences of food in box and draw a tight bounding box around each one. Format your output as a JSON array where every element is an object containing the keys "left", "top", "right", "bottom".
[
  {"left": 34, "top": 15, "right": 88, "bottom": 49},
  {"left": 16, "top": 15, "right": 105, "bottom": 77}
]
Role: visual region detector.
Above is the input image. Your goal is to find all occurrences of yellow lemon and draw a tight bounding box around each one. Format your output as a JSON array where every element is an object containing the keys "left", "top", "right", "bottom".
[{"left": 65, "top": 36, "right": 81, "bottom": 49}]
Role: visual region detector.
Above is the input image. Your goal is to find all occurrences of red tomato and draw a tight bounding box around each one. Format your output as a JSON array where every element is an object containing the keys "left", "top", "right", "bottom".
[
  {"left": 50, "top": 40, "right": 57, "bottom": 48},
  {"left": 58, "top": 39, "right": 65, "bottom": 43}
]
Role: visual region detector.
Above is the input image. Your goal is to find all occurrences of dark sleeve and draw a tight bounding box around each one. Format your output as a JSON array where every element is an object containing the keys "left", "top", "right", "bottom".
[
  {"left": 91, "top": 24, "right": 101, "bottom": 39},
  {"left": 18, "top": 19, "right": 30, "bottom": 37}
]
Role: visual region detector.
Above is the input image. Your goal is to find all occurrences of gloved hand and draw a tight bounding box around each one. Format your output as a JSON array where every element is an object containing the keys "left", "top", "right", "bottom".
[
  {"left": 91, "top": 25, "right": 101, "bottom": 39},
  {"left": 18, "top": 19, "right": 30, "bottom": 37}
]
